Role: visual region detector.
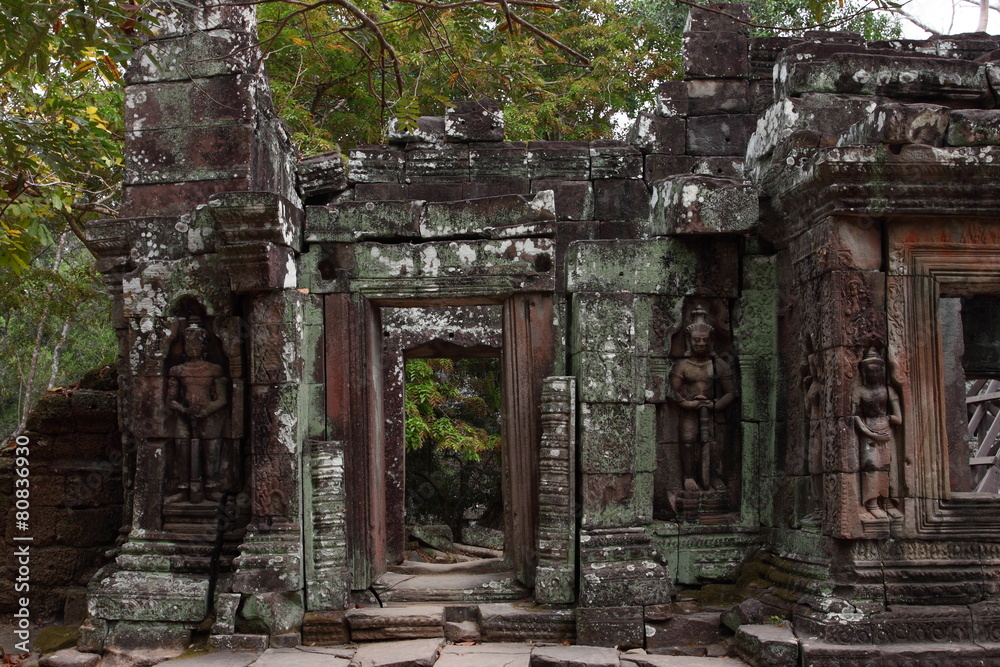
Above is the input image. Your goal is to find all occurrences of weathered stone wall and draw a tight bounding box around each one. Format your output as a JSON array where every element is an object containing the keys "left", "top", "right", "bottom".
[
  {"left": 76, "top": 0, "right": 1000, "bottom": 661},
  {"left": 0, "top": 371, "right": 122, "bottom": 622}
]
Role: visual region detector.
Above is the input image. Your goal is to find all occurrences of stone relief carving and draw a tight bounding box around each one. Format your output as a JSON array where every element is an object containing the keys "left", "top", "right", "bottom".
[
  {"left": 668, "top": 305, "right": 737, "bottom": 496},
  {"left": 165, "top": 319, "right": 237, "bottom": 505},
  {"left": 800, "top": 332, "right": 824, "bottom": 524},
  {"left": 851, "top": 346, "right": 902, "bottom": 525}
]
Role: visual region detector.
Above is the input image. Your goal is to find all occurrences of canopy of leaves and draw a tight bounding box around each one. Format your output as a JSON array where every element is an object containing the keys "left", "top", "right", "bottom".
[
  {"left": 259, "top": 0, "right": 679, "bottom": 151},
  {"left": 0, "top": 0, "right": 149, "bottom": 271},
  {"left": 404, "top": 357, "right": 503, "bottom": 533}
]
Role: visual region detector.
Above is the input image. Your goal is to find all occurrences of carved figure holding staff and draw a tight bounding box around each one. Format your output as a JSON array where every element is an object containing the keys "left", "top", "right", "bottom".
[
  {"left": 669, "top": 306, "right": 737, "bottom": 494},
  {"left": 167, "top": 321, "right": 228, "bottom": 504}
]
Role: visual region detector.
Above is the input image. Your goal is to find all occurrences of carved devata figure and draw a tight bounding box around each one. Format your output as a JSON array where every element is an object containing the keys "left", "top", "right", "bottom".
[
  {"left": 669, "top": 305, "right": 737, "bottom": 495},
  {"left": 801, "top": 333, "right": 824, "bottom": 524},
  {"left": 167, "top": 320, "right": 230, "bottom": 504},
  {"left": 851, "top": 347, "right": 902, "bottom": 522}
]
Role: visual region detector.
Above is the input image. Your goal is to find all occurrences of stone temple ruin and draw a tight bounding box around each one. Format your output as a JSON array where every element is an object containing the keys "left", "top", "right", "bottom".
[{"left": 16, "top": 0, "right": 1000, "bottom": 662}]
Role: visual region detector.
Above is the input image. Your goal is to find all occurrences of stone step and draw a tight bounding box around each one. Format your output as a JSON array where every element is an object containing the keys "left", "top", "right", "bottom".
[
  {"left": 388, "top": 557, "right": 508, "bottom": 575},
  {"left": 372, "top": 571, "right": 531, "bottom": 603},
  {"left": 345, "top": 605, "right": 446, "bottom": 642}
]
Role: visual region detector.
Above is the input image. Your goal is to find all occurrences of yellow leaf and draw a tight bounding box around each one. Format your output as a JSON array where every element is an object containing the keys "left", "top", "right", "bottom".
[{"left": 292, "top": 37, "right": 309, "bottom": 47}]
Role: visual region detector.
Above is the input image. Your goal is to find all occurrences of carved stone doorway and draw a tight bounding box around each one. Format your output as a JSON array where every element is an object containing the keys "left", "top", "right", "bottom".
[{"left": 324, "top": 293, "right": 555, "bottom": 599}]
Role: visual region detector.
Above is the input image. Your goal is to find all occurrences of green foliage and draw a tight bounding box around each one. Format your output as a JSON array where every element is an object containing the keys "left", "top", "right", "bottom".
[
  {"left": 404, "top": 357, "right": 503, "bottom": 533},
  {"left": 259, "top": 0, "right": 678, "bottom": 148},
  {"left": 0, "top": 0, "right": 145, "bottom": 270},
  {"left": 0, "top": 235, "right": 118, "bottom": 439}
]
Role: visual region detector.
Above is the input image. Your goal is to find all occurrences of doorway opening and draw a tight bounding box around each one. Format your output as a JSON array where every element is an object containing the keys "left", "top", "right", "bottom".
[{"left": 373, "top": 355, "right": 529, "bottom": 602}]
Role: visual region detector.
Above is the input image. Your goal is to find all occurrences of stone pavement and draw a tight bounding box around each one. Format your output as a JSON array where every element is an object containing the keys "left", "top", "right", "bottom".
[{"left": 149, "top": 640, "right": 748, "bottom": 667}]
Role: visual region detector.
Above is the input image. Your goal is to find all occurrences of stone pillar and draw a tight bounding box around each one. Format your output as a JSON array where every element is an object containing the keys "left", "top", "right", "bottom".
[{"left": 83, "top": 0, "right": 304, "bottom": 652}]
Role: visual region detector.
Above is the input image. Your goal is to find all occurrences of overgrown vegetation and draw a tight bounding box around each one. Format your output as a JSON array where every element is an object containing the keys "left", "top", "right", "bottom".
[{"left": 403, "top": 357, "right": 503, "bottom": 538}]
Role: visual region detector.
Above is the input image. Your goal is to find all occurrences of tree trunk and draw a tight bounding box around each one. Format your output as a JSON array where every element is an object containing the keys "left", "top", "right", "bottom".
[
  {"left": 980, "top": 0, "right": 990, "bottom": 32},
  {"left": 47, "top": 316, "right": 73, "bottom": 390},
  {"left": 8, "top": 232, "right": 69, "bottom": 443}
]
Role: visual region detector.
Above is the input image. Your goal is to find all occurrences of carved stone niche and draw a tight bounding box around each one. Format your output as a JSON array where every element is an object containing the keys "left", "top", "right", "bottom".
[
  {"left": 160, "top": 298, "right": 248, "bottom": 539},
  {"left": 653, "top": 296, "right": 740, "bottom": 523},
  {"left": 887, "top": 218, "right": 1000, "bottom": 539}
]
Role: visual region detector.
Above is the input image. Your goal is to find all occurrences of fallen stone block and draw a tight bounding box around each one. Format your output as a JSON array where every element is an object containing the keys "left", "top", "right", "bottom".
[
  {"left": 733, "top": 624, "right": 798, "bottom": 667},
  {"left": 349, "top": 638, "right": 444, "bottom": 667},
  {"left": 38, "top": 649, "right": 100, "bottom": 667},
  {"left": 530, "top": 644, "right": 620, "bottom": 667}
]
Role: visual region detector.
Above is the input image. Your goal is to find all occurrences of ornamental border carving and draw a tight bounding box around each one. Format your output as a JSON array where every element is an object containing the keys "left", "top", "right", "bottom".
[{"left": 887, "top": 220, "right": 1000, "bottom": 539}]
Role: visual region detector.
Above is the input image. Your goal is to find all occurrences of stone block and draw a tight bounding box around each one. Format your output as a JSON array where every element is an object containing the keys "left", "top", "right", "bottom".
[
  {"left": 302, "top": 611, "right": 350, "bottom": 646},
  {"left": 298, "top": 151, "right": 348, "bottom": 199},
  {"left": 387, "top": 116, "right": 445, "bottom": 145},
  {"left": 650, "top": 175, "right": 756, "bottom": 235},
  {"left": 125, "top": 76, "right": 256, "bottom": 132},
  {"left": 350, "top": 637, "right": 444, "bottom": 667},
  {"left": 749, "top": 80, "right": 774, "bottom": 113},
  {"left": 645, "top": 611, "right": 727, "bottom": 654},
  {"left": 683, "top": 32, "right": 749, "bottom": 78},
  {"left": 479, "top": 603, "right": 575, "bottom": 643},
  {"left": 531, "top": 179, "right": 594, "bottom": 220},
  {"left": 208, "top": 634, "right": 269, "bottom": 652},
  {"left": 421, "top": 192, "right": 555, "bottom": 238},
  {"left": 240, "top": 592, "right": 304, "bottom": 636},
  {"left": 437, "top": 645, "right": 531, "bottom": 667},
  {"left": 38, "top": 649, "right": 101, "bottom": 667},
  {"left": 580, "top": 472, "right": 653, "bottom": 528},
  {"left": 353, "top": 182, "right": 408, "bottom": 200},
  {"left": 125, "top": 29, "right": 260, "bottom": 84},
  {"left": 105, "top": 621, "right": 190, "bottom": 651},
  {"left": 306, "top": 201, "right": 423, "bottom": 242},
  {"left": 947, "top": 108, "right": 1000, "bottom": 146},
  {"left": 656, "top": 81, "right": 689, "bottom": 118},
  {"left": 576, "top": 606, "right": 644, "bottom": 649},
  {"left": 124, "top": 123, "right": 255, "bottom": 185},
  {"left": 686, "top": 79, "right": 750, "bottom": 115},
  {"left": 686, "top": 115, "right": 756, "bottom": 156},
  {"left": 530, "top": 645, "right": 620, "bottom": 667},
  {"left": 405, "top": 145, "right": 470, "bottom": 183},
  {"left": 348, "top": 146, "right": 405, "bottom": 183},
  {"left": 629, "top": 114, "right": 687, "bottom": 156},
  {"left": 778, "top": 52, "right": 990, "bottom": 104},
  {"left": 692, "top": 157, "right": 743, "bottom": 179},
  {"left": 527, "top": 141, "right": 591, "bottom": 180},
  {"left": 443, "top": 620, "right": 480, "bottom": 643},
  {"left": 573, "top": 352, "right": 636, "bottom": 403},
  {"left": 445, "top": 99, "right": 505, "bottom": 142},
  {"left": 733, "top": 624, "right": 798, "bottom": 667},
  {"left": 843, "top": 102, "right": 949, "bottom": 147},
  {"left": 645, "top": 155, "right": 695, "bottom": 182},
  {"left": 405, "top": 182, "right": 466, "bottom": 202},
  {"left": 269, "top": 632, "right": 300, "bottom": 648},
  {"left": 590, "top": 140, "right": 643, "bottom": 179},
  {"left": 462, "top": 178, "right": 530, "bottom": 198},
  {"left": 469, "top": 141, "right": 528, "bottom": 179},
  {"left": 580, "top": 403, "right": 638, "bottom": 474},
  {"left": 566, "top": 239, "right": 707, "bottom": 296},
  {"left": 594, "top": 179, "right": 649, "bottom": 222}
]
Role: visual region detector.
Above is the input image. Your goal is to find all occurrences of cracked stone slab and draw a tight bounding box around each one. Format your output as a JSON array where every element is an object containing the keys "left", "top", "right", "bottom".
[
  {"left": 163, "top": 651, "right": 260, "bottom": 666},
  {"left": 349, "top": 638, "right": 445, "bottom": 667},
  {"left": 436, "top": 643, "right": 533, "bottom": 667},
  {"left": 530, "top": 645, "right": 620, "bottom": 667},
  {"left": 38, "top": 649, "right": 102, "bottom": 667},
  {"left": 251, "top": 647, "right": 350, "bottom": 667}
]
